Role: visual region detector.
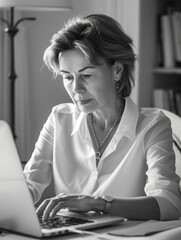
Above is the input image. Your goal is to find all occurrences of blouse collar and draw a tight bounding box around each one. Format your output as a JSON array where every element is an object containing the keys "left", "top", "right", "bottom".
[{"left": 71, "top": 97, "right": 139, "bottom": 141}]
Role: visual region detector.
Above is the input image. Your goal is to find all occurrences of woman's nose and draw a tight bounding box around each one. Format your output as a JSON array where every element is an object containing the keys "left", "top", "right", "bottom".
[{"left": 73, "top": 77, "right": 85, "bottom": 93}]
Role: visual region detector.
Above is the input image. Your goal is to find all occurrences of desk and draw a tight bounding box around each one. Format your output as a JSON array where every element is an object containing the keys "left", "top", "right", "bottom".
[{"left": 1, "top": 220, "right": 181, "bottom": 240}]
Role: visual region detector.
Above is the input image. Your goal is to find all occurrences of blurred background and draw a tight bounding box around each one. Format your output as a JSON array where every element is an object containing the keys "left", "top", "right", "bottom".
[{"left": 0, "top": 0, "right": 180, "bottom": 163}]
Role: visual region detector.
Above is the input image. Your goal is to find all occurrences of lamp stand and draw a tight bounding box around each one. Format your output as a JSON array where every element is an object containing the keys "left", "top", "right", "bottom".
[{"left": 0, "top": 7, "right": 35, "bottom": 139}]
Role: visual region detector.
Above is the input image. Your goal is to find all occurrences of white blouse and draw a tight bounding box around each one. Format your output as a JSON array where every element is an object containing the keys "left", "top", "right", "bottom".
[{"left": 24, "top": 97, "right": 181, "bottom": 220}]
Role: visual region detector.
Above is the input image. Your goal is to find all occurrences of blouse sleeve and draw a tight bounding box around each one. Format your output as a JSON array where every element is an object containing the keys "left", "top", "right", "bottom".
[
  {"left": 145, "top": 112, "right": 181, "bottom": 220},
  {"left": 24, "top": 109, "right": 55, "bottom": 203}
]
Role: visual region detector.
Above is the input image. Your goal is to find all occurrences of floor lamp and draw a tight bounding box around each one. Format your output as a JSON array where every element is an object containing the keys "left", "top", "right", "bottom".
[{"left": 0, "top": 0, "right": 72, "bottom": 139}]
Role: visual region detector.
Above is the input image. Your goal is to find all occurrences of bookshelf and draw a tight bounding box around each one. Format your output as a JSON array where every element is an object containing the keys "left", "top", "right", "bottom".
[
  {"left": 138, "top": 0, "right": 181, "bottom": 117},
  {"left": 153, "top": 68, "right": 181, "bottom": 74}
]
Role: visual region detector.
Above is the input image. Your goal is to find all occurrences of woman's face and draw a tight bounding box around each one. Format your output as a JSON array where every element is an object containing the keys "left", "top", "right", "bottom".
[{"left": 59, "top": 48, "right": 118, "bottom": 114}]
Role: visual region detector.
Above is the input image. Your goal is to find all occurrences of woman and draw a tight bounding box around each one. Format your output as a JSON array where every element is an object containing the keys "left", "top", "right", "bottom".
[{"left": 24, "top": 14, "right": 181, "bottom": 221}]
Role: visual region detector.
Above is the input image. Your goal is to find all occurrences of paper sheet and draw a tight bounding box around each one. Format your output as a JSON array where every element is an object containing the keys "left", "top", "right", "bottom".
[{"left": 108, "top": 219, "right": 181, "bottom": 236}]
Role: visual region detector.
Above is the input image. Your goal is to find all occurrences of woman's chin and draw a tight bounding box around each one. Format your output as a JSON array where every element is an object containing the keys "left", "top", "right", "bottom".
[
  {"left": 77, "top": 105, "right": 94, "bottom": 114},
  {"left": 76, "top": 102, "right": 96, "bottom": 114}
]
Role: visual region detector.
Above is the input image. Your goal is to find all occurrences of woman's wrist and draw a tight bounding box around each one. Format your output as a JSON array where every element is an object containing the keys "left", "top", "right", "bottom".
[{"left": 92, "top": 196, "right": 106, "bottom": 213}]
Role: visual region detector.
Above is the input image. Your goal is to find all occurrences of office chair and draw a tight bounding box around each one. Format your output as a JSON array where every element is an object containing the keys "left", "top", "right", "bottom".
[
  {"left": 160, "top": 109, "right": 181, "bottom": 182},
  {"left": 144, "top": 108, "right": 181, "bottom": 189}
]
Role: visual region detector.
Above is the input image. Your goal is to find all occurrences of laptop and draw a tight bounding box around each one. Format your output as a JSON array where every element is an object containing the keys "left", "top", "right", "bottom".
[{"left": 0, "top": 120, "right": 124, "bottom": 238}]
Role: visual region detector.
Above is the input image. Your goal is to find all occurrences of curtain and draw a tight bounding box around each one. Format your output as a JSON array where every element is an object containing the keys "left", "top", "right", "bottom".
[{"left": 0, "top": 10, "right": 31, "bottom": 162}]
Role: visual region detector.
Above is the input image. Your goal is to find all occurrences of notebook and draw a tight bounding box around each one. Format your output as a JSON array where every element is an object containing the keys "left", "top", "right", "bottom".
[{"left": 0, "top": 120, "right": 124, "bottom": 238}]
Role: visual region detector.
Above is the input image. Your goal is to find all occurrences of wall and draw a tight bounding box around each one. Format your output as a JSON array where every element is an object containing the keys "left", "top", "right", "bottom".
[
  {"left": 117, "top": 0, "right": 140, "bottom": 104},
  {"left": 22, "top": 10, "right": 72, "bottom": 158},
  {"left": 19, "top": 0, "right": 140, "bottom": 161}
]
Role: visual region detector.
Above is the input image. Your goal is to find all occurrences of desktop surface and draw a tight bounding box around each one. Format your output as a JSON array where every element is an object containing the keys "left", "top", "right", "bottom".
[{"left": 1, "top": 220, "right": 181, "bottom": 240}]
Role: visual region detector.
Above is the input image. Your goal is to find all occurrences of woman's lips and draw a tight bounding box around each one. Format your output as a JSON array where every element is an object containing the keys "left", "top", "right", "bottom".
[{"left": 77, "top": 99, "right": 92, "bottom": 105}]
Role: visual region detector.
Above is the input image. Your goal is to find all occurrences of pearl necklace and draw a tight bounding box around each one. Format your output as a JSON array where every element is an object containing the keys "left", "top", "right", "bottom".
[{"left": 88, "top": 107, "right": 123, "bottom": 161}]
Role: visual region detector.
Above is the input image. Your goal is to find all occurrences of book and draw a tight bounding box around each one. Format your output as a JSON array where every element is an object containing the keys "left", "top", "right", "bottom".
[
  {"left": 152, "top": 89, "right": 170, "bottom": 110},
  {"left": 168, "top": 89, "right": 177, "bottom": 114},
  {"left": 174, "top": 90, "right": 181, "bottom": 117},
  {"left": 152, "top": 88, "right": 179, "bottom": 115},
  {"left": 156, "top": 14, "right": 164, "bottom": 67},
  {"left": 169, "top": 10, "right": 181, "bottom": 66},
  {"left": 160, "top": 14, "right": 175, "bottom": 68}
]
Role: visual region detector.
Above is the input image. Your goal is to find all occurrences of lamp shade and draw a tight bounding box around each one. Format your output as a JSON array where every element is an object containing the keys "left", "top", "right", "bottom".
[{"left": 0, "top": 0, "right": 72, "bottom": 11}]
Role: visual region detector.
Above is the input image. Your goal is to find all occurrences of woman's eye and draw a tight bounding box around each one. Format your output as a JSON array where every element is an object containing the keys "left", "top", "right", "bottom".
[
  {"left": 83, "top": 74, "right": 92, "bottom": 79},
  {"left": 64, "top": 75, "right": 73, "bottom": 81}
]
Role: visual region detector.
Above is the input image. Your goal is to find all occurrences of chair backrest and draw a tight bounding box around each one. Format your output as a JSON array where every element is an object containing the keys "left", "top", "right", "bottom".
[
  {"left": 144, "top": 108, "right": 181, "bottom": 188},
  {"left": 160, "top": 109, "right": 181, "bottom": 184},
  {"left": 160, "top": 109, "right": 181, "bottom": 152}
]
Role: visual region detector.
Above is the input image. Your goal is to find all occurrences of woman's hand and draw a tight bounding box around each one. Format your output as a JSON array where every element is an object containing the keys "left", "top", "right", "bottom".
[{"left": 36, "top": 193, "right": 104, "bottom": 221}]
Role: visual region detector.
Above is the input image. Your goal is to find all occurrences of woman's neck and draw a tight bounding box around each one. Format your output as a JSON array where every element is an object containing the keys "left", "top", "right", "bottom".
[{"left": 92, "top": 98, "right": 125, "bottom": 131}]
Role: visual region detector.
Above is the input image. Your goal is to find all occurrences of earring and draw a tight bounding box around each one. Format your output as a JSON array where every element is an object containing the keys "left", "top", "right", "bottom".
[{"left": 116, "top": 80, "right": 121, "bottom": 92}]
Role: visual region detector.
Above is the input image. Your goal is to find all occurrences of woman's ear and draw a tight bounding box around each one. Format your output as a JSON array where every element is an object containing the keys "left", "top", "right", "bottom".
[{"left": 113, "top": 62, "right": 123, "bottom": 81}]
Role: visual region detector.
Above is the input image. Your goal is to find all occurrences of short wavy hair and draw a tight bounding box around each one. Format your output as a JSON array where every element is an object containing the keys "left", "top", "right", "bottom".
[{"left": 43, "top": 14, "right": 137, "bottom": 97}]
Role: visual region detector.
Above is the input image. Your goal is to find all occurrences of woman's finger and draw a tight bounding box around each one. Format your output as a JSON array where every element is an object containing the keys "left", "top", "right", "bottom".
[
  {"left": 49, "top": 201, "right": 65, "bottom": 218},
  {"left": 36, "top": 198, "right": 50, "bottom": 217},
  {"left": 42, "top": 198, "right": 60, "bottom": 220}
]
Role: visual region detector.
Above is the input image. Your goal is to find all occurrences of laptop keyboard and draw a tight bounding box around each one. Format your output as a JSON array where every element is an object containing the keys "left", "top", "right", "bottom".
[{"left": 39, "top": 215, "right": 94, "bottom": 229}]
